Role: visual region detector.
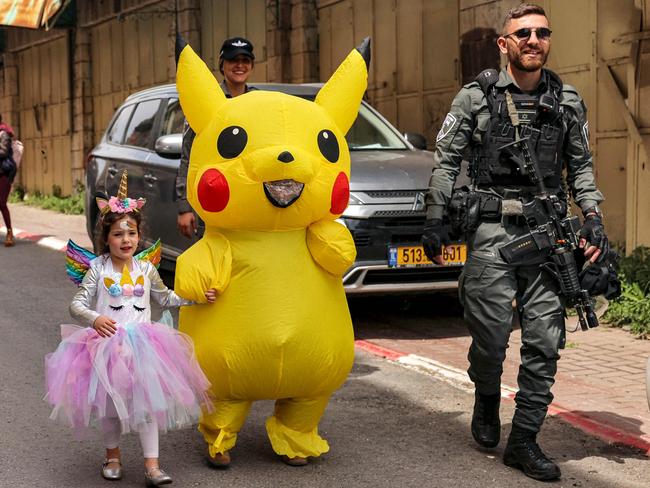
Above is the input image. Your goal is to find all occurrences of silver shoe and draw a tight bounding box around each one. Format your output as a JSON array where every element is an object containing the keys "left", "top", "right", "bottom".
[
  {"left": 101, "top": 458, "right": 123, "bottom": 480},
  {"left": 144, "top": 467, "right": 172, "bottom": 486}
]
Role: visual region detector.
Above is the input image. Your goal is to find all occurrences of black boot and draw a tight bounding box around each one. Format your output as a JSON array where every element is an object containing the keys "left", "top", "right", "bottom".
[
  {"left": 503, "top": 425, "right": 561, "bottom": 481},
  {"left": 471, "top": 391, "right": 501, "bottom": 448}
]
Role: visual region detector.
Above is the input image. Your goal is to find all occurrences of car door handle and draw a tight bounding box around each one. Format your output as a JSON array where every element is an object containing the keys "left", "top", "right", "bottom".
[
  {"left": 144, "top": 174, "right": 158, "bottom": 184},
  {"left": 107, "top": 166, "right": 118, "bottom": 176}
]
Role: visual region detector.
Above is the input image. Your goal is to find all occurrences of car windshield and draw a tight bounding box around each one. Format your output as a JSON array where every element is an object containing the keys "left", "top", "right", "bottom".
[
  {"left": 346, "top": 103, "right": 408, "bottom": 150},
  {"left": 256, "top": 88, "right": 409, "bottom": 150},
  {"left": 290, "top": 95, "right": 408, "bottom": 150},
  {"left": 149, "top": 86, "right": 409, "bottom": 151}
]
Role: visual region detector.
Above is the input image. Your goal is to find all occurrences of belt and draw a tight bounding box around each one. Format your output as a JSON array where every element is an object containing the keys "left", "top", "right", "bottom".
[
  {"left": 476, "top": 192, "right": 525, "bottom": 222},
  {"left": 476, "top": 191, "right": 567, "bottom": 226}
]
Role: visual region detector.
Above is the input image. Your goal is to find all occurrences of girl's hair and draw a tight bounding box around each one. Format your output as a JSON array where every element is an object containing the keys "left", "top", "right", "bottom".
[{"left": 97, "top": 211, "right": 142, "bottom": 254}]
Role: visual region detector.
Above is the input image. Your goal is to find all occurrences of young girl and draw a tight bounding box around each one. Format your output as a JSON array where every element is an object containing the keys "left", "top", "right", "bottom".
[{"left": 45, "top": 172, "right": 214, "bottom": 486}]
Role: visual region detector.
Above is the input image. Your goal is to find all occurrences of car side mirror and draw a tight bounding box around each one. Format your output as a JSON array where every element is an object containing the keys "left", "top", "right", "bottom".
[
  {"left": 154, "top": 133, "right": 182, "bottom": 158},
  {"left": 403, "top": 132, "right": 428, "bottom": 150}
]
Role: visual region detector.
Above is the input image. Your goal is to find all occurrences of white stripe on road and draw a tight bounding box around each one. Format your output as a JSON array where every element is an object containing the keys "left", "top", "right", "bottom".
[
  {"left": 1, "top": 226, "right": 67, "bottom": 252},
  {"left": 396, "top": 353, "right": 518, "bottom": 398},
  {"left": 37, "top": 236, "right": 68, "bottom": 251}
]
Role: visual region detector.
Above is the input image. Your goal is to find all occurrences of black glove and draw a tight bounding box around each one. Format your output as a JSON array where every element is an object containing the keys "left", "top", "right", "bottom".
[
  {"left": 579, "top": 213, "right": 609, "bottom": 262},
  {"left": 421, "top": 218, "right": 450, "bottom": 261}
]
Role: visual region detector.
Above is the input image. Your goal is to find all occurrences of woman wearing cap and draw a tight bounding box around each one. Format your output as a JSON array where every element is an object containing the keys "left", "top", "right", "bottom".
[
  {"left": 0, "top": 114, "right": 17, "bottom": 247},
  {"left": 175, "top": 37, "right": 257, "bottom": 238}
]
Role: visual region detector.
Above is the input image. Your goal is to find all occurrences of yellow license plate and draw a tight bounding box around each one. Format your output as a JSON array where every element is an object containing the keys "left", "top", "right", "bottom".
[
  {"left": 390, "top": 244, "right": 467, "bottom": 267},
  {"left": 441, "top": 244, "right": 467, "bottom": 265}
]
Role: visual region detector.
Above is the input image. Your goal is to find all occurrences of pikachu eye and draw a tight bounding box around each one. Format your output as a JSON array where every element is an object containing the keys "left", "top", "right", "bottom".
[
  {"left": 317, "top": 129, "right": 339, "bottom": 163},
  {"left": 217, "top": 126, "right": 247, "bottom": 159}
]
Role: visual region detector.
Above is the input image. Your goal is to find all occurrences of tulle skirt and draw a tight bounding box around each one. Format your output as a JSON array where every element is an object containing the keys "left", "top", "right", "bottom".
[{"left": 45, "top": 321, "right": 213, "bottom": 435}]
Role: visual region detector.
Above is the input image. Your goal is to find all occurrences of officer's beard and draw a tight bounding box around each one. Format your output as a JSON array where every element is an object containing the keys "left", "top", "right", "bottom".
[{"left": 509, "top": 46, "right": 550, "bottom": 72}]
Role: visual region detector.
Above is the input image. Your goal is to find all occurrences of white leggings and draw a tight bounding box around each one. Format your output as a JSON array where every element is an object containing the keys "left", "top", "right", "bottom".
[{"left": 100, "top": 403, "right": 159, "bottom": 458}]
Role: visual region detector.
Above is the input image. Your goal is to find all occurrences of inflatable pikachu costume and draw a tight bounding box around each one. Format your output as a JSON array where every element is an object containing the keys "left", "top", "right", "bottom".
[{"left": 174, "top": 35, "right": 369, "bottom": 461}]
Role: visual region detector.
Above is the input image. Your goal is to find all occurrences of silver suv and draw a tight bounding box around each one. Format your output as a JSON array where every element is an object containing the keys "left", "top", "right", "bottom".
[{"left": 86, "top": 83, "right": 467, "bottom": 294}]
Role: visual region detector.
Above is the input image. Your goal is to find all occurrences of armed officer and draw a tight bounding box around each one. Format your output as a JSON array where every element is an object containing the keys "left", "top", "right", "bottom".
[{"left": 422, "top": 3, "right": 609, "bottom": 482}]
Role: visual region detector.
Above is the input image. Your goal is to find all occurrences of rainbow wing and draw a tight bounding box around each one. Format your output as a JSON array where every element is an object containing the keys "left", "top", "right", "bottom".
[
  {"left": 136, "top": 239, "right": 161, "bottom": 269},
  {"left": 66, "top": 239, "right": 96, "bottom": 285}
]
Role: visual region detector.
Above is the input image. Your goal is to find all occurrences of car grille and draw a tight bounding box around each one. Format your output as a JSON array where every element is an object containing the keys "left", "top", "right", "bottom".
[
  {"left": 347, "top": 215, "right": 427, "bottom": 249},
  {"left": 364, "top": 190, "right": 420, "bottom": 199},
  {"left": 390, "top": 233, "right": 424, "bottom": 244},
  {"left": 344, "top": 266, "right": 461, "bottom": 286},
  {"left": 378, "top": 216, "right": 426, "bottom": 227},
  {"left": 353, "top": 233, "right": 372, "bottom": 247},
  {"left": 373, "top": 210, "right": 426, "bottom": 218}
]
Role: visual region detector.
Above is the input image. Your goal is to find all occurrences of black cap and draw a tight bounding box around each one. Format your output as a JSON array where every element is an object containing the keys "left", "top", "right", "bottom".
[{"left": 220, "top": 37, "right": 255, "bottom": 61}]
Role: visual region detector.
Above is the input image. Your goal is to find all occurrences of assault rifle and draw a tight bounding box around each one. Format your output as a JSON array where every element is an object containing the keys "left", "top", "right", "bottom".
[{"left": 498, "top": 130, "right": 599, "bottom": 331}]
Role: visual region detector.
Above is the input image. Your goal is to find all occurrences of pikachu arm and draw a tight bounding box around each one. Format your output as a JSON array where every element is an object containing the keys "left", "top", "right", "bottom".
[
  {"left": 306, "top": 220, "right": 357, "bottom": 277},
  {"left": 174, "top": 233, "right": 232, "bottom": 303}
]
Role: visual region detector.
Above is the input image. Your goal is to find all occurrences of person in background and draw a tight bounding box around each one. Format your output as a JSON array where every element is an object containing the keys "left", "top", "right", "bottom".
[
  {"left": 175, "top": 37, "right": 256, "bottom": 238},
  {"left": 0, "top": 115, "right": 17, "bottom": 247}
]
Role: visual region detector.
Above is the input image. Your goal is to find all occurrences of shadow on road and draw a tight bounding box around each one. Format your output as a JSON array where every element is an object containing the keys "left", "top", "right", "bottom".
[
  {"left": 551, "top": 410, "right": 649, "bottom": 462},
  {"left": 349, "top": 293, "right": 472, "bottom": 342}
]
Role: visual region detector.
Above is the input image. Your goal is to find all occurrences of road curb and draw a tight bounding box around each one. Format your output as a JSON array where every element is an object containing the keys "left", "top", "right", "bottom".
[
  {"left": 1, "top": 226, "right": 68, "bottom": 252},
  {"left": 355, "top": 339, "right": 650, "bottom": 456}
]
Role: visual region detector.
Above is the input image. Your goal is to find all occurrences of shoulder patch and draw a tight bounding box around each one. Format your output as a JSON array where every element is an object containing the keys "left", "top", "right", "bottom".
[
  {"left": 475, "top": 68, "right": 499, "bottom": 96},
  {"left": 436, "top": 113, "right": 458, "bottom": 142}
]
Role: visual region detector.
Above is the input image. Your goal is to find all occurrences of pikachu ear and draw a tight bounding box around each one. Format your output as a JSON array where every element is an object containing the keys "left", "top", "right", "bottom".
[
  {"left": 316, "top": 37, "right": 370, "bottom": 134},
  {"left": 175, "top": 34, "right": 226, "bottom": 133}
]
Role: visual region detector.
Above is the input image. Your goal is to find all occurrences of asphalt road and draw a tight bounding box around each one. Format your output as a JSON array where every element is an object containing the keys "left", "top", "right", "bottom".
[{"left": 0, "top": 239, "right": 648, "bottom": 488}]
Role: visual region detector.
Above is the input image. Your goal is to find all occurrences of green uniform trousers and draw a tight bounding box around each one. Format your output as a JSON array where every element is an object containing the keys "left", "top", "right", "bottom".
[{"left": 459, "top": 221, "right": 566, "bottom": 433}]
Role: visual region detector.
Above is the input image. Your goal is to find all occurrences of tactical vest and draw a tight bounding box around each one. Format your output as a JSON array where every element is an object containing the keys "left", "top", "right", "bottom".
[{"left": 472, "top": 68, "right": 565, "bottom": 189}]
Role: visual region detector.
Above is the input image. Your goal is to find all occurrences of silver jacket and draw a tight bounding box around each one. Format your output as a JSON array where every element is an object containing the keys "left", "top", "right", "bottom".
[{"left": 69, "top": 254, "right": 190, "bottom": 327}]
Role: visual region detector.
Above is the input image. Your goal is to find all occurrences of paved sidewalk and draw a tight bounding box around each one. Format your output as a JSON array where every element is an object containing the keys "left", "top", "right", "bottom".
[
  {"left": 2, "top": 203, "right": 92, "bottom": 250},
  {"left": 3, "top": 202, "right": 650, "bottom": 454},
  {"left": 354, "top": 300, "right": 650, "bottom": 454}
]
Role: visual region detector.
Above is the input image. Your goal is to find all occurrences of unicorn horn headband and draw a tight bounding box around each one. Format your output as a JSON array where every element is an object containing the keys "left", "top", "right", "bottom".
[{"left": 96, "top": 170, "right": 146, "bottom": 215}]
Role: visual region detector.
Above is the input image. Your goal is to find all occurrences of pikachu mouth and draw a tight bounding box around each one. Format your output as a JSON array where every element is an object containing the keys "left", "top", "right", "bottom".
[{"left": 263, "top": 179, "right": 305, "bottom": 208}]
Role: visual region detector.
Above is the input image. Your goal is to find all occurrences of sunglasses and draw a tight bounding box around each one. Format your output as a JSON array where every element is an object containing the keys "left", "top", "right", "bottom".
[{"left": 504, "top": 27, "right": 552, "bottom": 41}]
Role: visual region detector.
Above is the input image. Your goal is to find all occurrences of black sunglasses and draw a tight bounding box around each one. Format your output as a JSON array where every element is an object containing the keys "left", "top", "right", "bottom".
[{"left": 504, "top": 27, "right": 552, "bottom": 41}]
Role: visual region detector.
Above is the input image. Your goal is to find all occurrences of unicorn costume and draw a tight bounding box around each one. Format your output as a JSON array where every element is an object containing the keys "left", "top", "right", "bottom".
[{"left": 45, "top": 173, "right": 212, "bottom": 436}]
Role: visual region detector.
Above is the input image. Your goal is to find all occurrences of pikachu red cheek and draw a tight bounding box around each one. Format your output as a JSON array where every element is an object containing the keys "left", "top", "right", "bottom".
[
  {"left": 198, "top": 168, "right": 230, "bottom": 212},
  {"left": 330, "top": 171, "right": 349, "bottom": 215}
]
